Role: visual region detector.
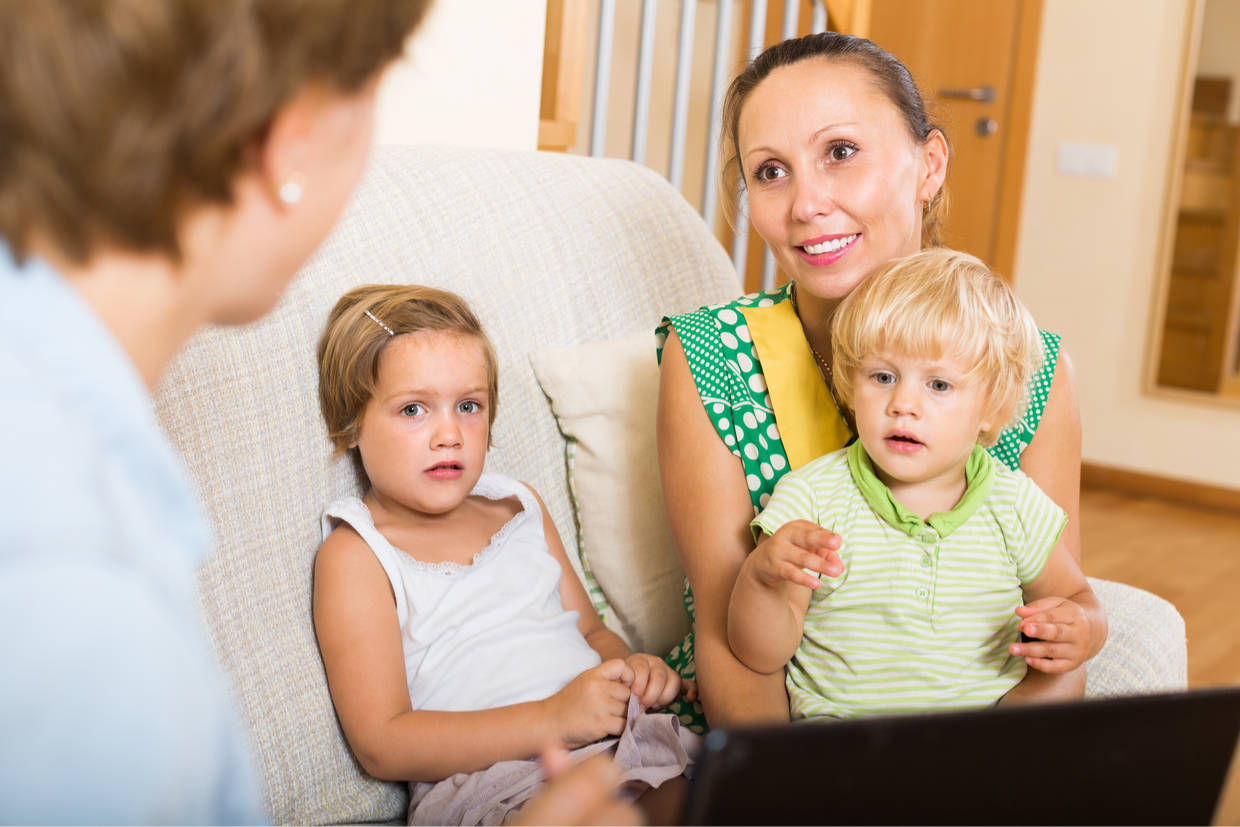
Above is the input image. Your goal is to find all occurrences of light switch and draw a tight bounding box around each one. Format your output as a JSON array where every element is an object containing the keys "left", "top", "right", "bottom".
[{"left": 1057, "top": 143, "right": 1118, "bottom": 178}]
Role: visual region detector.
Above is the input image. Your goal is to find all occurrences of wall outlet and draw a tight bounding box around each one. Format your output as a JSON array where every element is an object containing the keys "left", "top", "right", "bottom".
[{"left": 1057, "top": 142, "right": 1119, "bottom": 178}]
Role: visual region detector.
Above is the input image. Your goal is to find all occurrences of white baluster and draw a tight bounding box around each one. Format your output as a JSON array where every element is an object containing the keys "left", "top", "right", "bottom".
[
  {"left": 702, "top": 0, "right": 735, "bottom": 230},
  {"left": 631, "top": 0, "right": 659, "bottom": 164},
  {"left": 668, "top": 0, "right": 698, "bottom": 189},
  {"left": 590, "top": 0, "right": 617, "bottom": 158}
]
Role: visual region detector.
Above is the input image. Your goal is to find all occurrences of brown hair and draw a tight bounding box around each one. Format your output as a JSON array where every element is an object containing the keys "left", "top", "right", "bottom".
[
  {"left": 831, "top": 248, "right": 1041, "bottom": 447},
  {"left": 317, "top": 285, "right": 500, "bottom": 458},
  {"left": 720, "top": 31, "right": 950, "bottom": 247},
  {"left": 0, "top": 0, "right": 431, "bottom": 264}
]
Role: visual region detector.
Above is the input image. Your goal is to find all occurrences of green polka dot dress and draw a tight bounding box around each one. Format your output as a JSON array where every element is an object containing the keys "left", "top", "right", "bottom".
[{"left": 653, "top": 282, "right": 1061, "bottom": 734}]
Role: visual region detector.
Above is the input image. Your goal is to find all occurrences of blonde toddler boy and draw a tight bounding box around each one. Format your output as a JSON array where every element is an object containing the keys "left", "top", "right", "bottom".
[{"left": 728, "top": 248, "right": 1107, "bottom": 720}]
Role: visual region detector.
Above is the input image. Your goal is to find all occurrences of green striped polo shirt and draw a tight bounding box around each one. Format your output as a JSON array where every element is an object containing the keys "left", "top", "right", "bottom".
[{"left": 751, "top": 441, "right": 1067, "bottom": 721}]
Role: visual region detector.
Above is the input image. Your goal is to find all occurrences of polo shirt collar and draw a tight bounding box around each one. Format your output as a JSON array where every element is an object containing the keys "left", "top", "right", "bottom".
[{"left": 847, "top": 440, "right": 995, "bottom": 539}]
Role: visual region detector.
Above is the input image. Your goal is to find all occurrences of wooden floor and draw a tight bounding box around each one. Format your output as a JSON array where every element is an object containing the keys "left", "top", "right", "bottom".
[{"left": 1078, "top": 487, "right": 1240, "bottom": 825}]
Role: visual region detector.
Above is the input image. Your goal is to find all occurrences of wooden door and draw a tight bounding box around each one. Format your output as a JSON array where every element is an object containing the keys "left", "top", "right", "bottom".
[{"left": 869, "top": 0, "right": 1041, "bottom": 278}]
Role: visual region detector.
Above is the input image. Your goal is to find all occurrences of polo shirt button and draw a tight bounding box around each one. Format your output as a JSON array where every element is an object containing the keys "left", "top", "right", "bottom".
[
  {"left": 921, "top": 556, "right": 932, "bottom": 567},
  {"left": 916, "top": 587, "right": 928, "bottom": 599}
]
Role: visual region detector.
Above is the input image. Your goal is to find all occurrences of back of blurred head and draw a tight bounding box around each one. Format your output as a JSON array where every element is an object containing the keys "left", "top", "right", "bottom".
[{"left": 0, "top": 0, "right": 431, "bottom": 265}]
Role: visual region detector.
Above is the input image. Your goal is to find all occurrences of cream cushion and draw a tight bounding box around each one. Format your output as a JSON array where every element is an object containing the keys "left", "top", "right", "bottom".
[{"left": 530, "top": 331, "right": 690, "bottom": 657}]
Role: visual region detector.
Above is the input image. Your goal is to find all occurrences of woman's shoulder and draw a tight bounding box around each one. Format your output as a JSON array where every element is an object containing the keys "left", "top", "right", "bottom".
[
  {"left": 659, "top": 283, "right": 793, "bottom": 333},
  {"left": 657, "top": 283, "right": 793, "bottom": 369},
  {"left": 988, "top": 328, "right": 1062, "bottom": 472}
]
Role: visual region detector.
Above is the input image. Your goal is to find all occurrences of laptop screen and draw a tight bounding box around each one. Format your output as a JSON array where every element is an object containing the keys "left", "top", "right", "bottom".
[{"left": 686, "top": 688, "right": 1240, "bottom": 825}]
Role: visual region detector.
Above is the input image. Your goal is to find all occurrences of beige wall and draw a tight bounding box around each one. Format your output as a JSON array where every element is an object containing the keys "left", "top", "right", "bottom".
[
  {"left": 1013, "top": 0, "right": 1240, "bottom": 491},
  {"left": 373, "top": 0, "right": 548, "bottom": 149}
]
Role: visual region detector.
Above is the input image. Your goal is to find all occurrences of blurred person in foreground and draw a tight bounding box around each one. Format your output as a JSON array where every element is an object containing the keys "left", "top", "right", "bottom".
[
  {"left": 0, "top": 4, "right": 649, "bottom": 824},
  {"left": 0, "top": 1, "right": 428, "bottom": 822}
]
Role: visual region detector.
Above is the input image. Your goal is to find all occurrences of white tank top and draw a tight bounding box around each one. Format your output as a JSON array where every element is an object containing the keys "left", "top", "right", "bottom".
[{"left": 321, "top": 474, "right": 602, "bottom": 712}]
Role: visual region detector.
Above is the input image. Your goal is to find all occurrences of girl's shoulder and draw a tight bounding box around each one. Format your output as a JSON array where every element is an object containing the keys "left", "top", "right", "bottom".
[
  {"left": 472, "top": 472, "right": 540, "bottom": 512},
  {"left": 321, "top": 495, "right": 373, "bottom": 546}
]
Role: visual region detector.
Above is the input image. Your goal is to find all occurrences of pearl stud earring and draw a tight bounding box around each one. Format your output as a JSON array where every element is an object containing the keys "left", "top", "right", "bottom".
[{"left": 279, "top": 171, "right": 307, "bottom": 205}]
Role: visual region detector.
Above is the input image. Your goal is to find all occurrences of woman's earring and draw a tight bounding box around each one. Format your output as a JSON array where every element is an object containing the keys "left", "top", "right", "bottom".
[{"left": 279, "top": 171, "right": 307, "bottom": 205}]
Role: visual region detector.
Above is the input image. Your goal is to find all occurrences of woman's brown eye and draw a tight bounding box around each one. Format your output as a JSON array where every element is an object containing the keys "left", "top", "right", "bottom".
[{"left": 829, "top": 145, "right": 857, "bottom": 162}]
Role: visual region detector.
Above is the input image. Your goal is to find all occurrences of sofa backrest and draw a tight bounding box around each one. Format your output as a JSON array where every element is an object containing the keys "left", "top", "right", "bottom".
[{"left": 152, "top": 146, "right": 738, "bottom": 823}]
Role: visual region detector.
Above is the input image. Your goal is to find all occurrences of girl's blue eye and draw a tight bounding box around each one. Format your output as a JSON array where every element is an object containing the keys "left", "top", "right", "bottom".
[
  {"left": 873, "top": 372, "right": 896, "bottom": 386},
  {"left": 459, "top": 401, "right": 481, "bottom": 414},
  {"left": 401, "top": 403, "right": 425, "bottom": 417},
  {"left": 929, "top": 379, "right": 952, "bottom": 393}
]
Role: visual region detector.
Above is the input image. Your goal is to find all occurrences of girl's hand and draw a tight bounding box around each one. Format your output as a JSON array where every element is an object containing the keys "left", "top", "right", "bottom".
[
  {"left": 544, "top": 659, "right": 634, "bottom": 749},
  {"left": 623, "top": 653, "right": 698, "bottom": 711},
  {"left": 1010, "top": 596, "right": 1095, "bottom": 674},
  {"left": 748, "top": 521, "right": 845, "bottom": 591}
]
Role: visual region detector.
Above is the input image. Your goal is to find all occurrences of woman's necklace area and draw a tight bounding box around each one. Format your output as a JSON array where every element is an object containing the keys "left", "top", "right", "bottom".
[{"left": 790, "top": 283, "right": 856, "bottom": 437}]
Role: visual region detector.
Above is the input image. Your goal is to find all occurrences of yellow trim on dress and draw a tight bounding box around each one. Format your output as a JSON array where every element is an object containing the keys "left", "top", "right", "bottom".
[{"left": 740, "top": 300, "right": 852, "bottom": 471}]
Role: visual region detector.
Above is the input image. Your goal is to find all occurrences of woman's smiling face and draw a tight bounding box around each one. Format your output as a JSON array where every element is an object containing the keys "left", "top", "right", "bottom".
[{"left": 738, "top": 58, "right": 946, "bottom": 301}]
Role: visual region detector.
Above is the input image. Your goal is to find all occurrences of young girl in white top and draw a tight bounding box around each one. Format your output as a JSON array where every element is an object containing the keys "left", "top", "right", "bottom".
[{"left": 313, "top": 284, "right": 698, "bottom": 826}]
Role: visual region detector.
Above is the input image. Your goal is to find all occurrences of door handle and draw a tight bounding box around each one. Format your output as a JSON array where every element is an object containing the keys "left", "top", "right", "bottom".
[{"left": 937, "top": 85, "right": 996, "bottom": 103}]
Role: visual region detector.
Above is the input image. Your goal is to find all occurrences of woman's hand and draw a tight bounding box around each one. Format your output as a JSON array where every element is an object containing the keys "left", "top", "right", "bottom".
[
  {"left": 624, "top": 652, "right": 698, "bottom": 711},
  {"left": 512, "top": 749, "right": 640, "bottom": 827},
  {"left": 544, "top": 660, "right": 634, "bottom": 749},
  {"left": 746, "top": 521, "right": 845, "bottom": 591},
  {"left": 1011, "top": 596, "right": 1098, "bottom": 674}
]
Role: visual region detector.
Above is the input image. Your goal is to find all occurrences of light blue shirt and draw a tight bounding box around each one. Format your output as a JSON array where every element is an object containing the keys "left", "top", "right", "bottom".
[{"left": 0, "top": 245, "right": 262, "bottom": 825}]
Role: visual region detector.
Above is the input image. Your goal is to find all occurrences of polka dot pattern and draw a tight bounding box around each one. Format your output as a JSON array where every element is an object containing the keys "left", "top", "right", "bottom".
[
  {"left": 987, "top": 330, "right": 1061, "bottom": 472},
  {"left": 655, "top": 292, "right": 1062, "bottom": 733},
  {"left": 656, "top": 288, "right": 792, "bottom": 517}
]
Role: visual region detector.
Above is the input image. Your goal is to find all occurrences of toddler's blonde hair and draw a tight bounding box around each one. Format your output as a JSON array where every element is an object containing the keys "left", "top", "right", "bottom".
[
  {"left": 317, "top": 284, "right": 499, "bottom": 458},
  {"left": 831, "top": 248, "right": 1042, "bottom": 447}
]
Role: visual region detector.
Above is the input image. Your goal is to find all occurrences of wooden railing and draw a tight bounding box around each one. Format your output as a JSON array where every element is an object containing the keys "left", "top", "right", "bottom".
[{"left": 539, "top": 0, "right": 871, "bottom": 289}]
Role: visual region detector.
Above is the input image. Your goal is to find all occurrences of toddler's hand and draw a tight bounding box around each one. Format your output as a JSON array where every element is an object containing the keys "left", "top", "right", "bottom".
[
  {"left": 545, "top": 659, "right": 633, "bottom": 749},
  {"left": 749, "top": 520, "right": 845, "bottom": 591},
  {"left": 1010, "top": 596, "right": 1095, "bottom": 674},
  {"left": 623, "top": 653, "right": 697, "bottom": 711}
]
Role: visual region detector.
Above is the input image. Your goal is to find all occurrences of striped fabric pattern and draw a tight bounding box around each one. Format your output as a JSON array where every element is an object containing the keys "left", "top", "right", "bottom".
[{"left": 752, "top": 442, "right": 1066, "bottom": 721}]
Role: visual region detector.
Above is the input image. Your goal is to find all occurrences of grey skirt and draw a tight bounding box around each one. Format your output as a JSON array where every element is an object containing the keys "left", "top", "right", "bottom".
[{"left": 407, "top": 695, "right": 701, "bottom": 826}]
